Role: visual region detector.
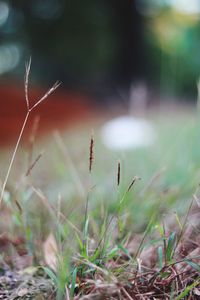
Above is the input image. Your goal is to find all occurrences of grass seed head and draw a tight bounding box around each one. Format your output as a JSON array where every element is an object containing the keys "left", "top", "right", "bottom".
[
  {"left": 89, "top": 133, "right": 94, "bottom": 173},
  {"left": 117, "top": 161, "right": 121, "bottom": 186},
  {"left": 127, "top": 176, "right": 141, "bottom": 192}
]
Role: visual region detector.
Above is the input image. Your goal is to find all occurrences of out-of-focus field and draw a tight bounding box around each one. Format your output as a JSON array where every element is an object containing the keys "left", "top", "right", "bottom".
[{"left": 0, "top": 103, "right": 199, "bottom": 231}]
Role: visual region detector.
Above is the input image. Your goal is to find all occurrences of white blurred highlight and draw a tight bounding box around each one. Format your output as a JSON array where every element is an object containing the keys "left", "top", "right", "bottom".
[
  {"left": 0, "top": 44, "right": 20, "bottom": 74},
  {"left": 170, "top": 0, "right": 200, "bottom": 14},
  {"left": 101, "top": 116, "right": 156, "bottom": 150}
]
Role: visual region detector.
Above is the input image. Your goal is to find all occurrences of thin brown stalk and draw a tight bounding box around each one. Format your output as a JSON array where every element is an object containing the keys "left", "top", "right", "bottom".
[
  {"left": 127, "top": 176, "right": 141, "bottom": 193},
  {"left": 121, "top": 287, "right": 134, "bottom": 300},
  {"left": 117, "top": 160, "right": 121, "bottom": 186},
  {"left": 14, "top": 198, "right": 23, "bottom": 213},
  {"left": 26, "top": 152, "right": 43, "bottom": 176},
  {"left": 89, "top": 133, "right": 94, "bottom": 173},
  {"left": 0, "top": 59, "right": 60, "bottom": 207}
]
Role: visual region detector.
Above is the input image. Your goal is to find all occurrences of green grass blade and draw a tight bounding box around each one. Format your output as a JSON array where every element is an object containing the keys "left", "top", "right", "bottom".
[
  {"left": 158, "top": 246, "right": 163, "bottom": 269},
  {"left": 70, "top": 267, "right": 77, "bottom": 297},
  {"left": 107, "top": 247, "right": 119, "bottom": 260},
  {"left": 176, "top": 279, "right": 200, "bottom": 300},
  {"left": 185, "top": 259, "right": 200, "bottom": 272},
  {"left": 43, "top": 267, "right": 58, "bottom": 286},
  {"left": 118, "top": 244, "right": 132, "bottom": 261},
  {"left": 166, "top": 232, "right": 176, "bottom": 262}
]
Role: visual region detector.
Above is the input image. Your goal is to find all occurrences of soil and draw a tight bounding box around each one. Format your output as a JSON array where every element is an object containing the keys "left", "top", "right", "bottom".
[{"left": 0, "top": 269, "right": 54, "bottom": 299}]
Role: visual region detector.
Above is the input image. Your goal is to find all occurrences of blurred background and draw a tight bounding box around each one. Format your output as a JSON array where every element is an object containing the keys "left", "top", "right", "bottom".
[
  {"left": 1, "top": 0, "right": 200, "bottom": 239},
  {"left": 1, "top": 0, "right": 200, "bottom": 283},
  {"left": 1, "top": 0, "right": 200, "bottom": 96},
  {"left": 0, "top": 0, "right": 200, "bottom": 143}
]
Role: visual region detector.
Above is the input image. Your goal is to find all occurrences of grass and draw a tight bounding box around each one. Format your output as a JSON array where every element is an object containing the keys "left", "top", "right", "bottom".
[{"left": 1, "top": 64, "right": 200, "bottom": 299}]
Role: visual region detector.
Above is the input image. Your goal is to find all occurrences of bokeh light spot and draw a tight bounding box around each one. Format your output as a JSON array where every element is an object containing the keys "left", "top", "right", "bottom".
[
  {"left": 31, "top": 0, "right": 64, "bottom": 20},
  {"left": 0, "top": 44, "right": 20, "bottom": 74},
  {"left": 169, "top": 0, "right": 200, "bottom": 15},
  {"left": 0, "top": 1, "right": 9, "bottom": 26}
]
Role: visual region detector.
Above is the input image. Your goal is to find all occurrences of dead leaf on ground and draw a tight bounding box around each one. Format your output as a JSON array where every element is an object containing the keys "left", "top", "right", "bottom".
[
  {"left": 43, "top": 233, "right": 58, "bottom": 272},
  {"left": 17, "top": 287, "right": 28, "bottom": 297}
]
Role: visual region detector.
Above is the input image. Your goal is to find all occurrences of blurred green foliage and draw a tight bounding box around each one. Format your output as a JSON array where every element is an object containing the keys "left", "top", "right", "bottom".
[{"left": 0, "top": 0, "right": 200, "bottom": 97}]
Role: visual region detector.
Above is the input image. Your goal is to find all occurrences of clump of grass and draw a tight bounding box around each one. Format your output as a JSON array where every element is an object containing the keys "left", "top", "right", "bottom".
[{"left": 45, "top": 136, "right": 200, "bottom": 299}]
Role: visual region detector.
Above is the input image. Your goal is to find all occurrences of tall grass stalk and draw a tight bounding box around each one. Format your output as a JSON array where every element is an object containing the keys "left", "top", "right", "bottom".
[
  {"left": 96, "top": 175, "right": 141, "bottom": 255},
  {"left": 82, "top": 133, "right": 95, "bottom": 254},
  {"left": 0, "top": 58, "right": 60, "bottom": 206}
]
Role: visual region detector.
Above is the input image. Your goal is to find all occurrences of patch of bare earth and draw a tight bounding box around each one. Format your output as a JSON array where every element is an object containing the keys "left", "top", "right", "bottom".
[{"left": 0, "top": 270, "right": 54, "bottom": 299}]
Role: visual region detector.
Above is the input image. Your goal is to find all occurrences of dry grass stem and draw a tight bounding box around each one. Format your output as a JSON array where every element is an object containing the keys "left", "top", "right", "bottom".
[
  {"left": 0, "top": 59, "right": 60, "bottom": 206},
  {"left": 29, "top": 81, "right": 61, "bottom": 112},
  {"left": 24, "top": 57, "right": 31, "bottom": 110},
  {"left": 127, "top": 176, "right": 141, "bottom": 193},
  {"left": 89, "top": 133, "right": 94, "bottom": 173},
  {"left": 0, "top": 111, "right": 30, "bottom": 205},
  {"left": 121, "top": 287, "right": 134, "bottom": 300},
  {"left": 117, "top": 161, "right": 121, "bottom": 186},
  {"left": 25, "top": 152, "right": 43, "bottom": 176},
  {"left": 31, "top": 185, "right": 83, "bottom": 236}
]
